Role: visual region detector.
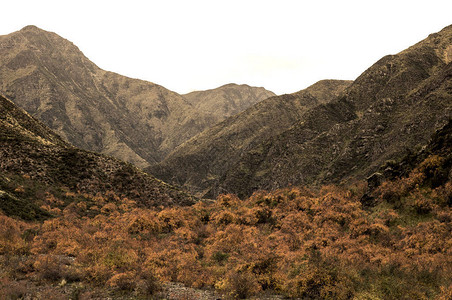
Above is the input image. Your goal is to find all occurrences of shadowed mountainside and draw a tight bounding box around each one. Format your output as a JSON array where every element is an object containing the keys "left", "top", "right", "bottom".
[
  {"left": 150, "top": 80, "right": 352, "bottom": 197},
  {"left": 0, "top": 26, "right": 274, "bottom": 168},
  {"left": 0, "top": 93, "right": 195, "bottom": 220},
  {"left": 152, "top": 25, "right": 452, "bottom": 198}
]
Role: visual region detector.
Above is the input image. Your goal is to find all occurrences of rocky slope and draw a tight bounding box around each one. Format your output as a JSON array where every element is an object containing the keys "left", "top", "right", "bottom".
[
  {"left": 150, "top": 80, "right": 352, "bottom": 197},
  {"left": 153, "top": 25, "right": 452, "bottom": 198},
  {"left": 0, "top": 93, "right": 195, "bottom": 219},
  {"left": 183, "top": 83, "right": 275, "bottom": 126},
  {"left": 0, "top": 26, "right": 274, "bottom": 168}
]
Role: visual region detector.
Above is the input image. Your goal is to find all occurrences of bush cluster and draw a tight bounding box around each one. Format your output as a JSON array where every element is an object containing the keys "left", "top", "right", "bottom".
[{"left": 0, "top": 154, "right": 451, "bottom": 298}]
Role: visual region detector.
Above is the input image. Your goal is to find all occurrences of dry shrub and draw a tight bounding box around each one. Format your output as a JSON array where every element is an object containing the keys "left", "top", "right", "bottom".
[
  {"left": 436, "top": 284, "right": 452, "bottom": 300},
  {"left": 0, "top": 215, "right": 28, "bottom": 255},
  {"left": 107, "top": 269, "right": 160, "bottom": 296},
  {"left": 64, "top": 265, "right": 82, "bottom": 283},
  {"left": 433, "top": 182, "right": 452, "bottom": 207},
  {"left": 216, "top": 270, "right": 261, "bottom": 299},
  {"left": 157, "top": 208, "right": 185, "bottom": 233},
  {"left": 217, "top": 194, "right": 241, "bottom": 208},
  {"left": 3, "top": 256, "right": 34, "bottom": 280},
  {"left": 284, "top": 266, "right": 352, "bottom": 300},
  {"left": 127, "top": 214, "right": 159, "bottom": 235},
  {"left": 107, "top": 271, "right": 136, "bottom": 291},
  {"left": 83, "top": 263, "right": 112, "bottom": 285},
  {"left": 37, "top": 287, "right": 66, "bottom": 300},
  {"left": 0, "top": 278, "right": 28, "bottom": 299},
  {"left": 33, "top": 255, "right": 63, "bottom": 282},
  {"left": 100, "top": 202, "right": 117, "bottom": 214},
  {"left": 1, "top": 174, "right": 449, "bottom": 299},
  {"left": 212, "top": 210, "right": 236, "bottom": 226},
  {"left": 135, "top": 270, "right": 161, "bottom": 296}
]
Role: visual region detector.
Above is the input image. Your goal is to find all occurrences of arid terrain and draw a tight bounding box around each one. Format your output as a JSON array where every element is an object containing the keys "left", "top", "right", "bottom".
[{"left": 0, "top": 25, "right": 451, "bottom": 299}]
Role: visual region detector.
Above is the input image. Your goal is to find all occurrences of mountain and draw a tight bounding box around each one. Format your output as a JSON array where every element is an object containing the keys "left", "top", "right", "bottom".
[
  {"left": 183, "top": 83, "right": 275, "bottom": 125},
  {"left": 152, "top": 25, "right": 452, "bottom": 198},
  {"left": 0, "top": 26, "right": 274, "bottom": 168},
  {"left": 150, "top": 79, "right": 352, "bottom": 197},
  {"left": 0, "top": 93, "right": 195, "bottom": 220}
]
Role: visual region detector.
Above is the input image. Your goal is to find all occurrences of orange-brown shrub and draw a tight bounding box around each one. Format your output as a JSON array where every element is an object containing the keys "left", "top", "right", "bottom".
[
  {"left": 33, "top": 254, "right": 64, "bottom": 282},
  {"left": 107, "top": 271, "right": 136, "bottom": 291},
  {"left": 0, "top": 171, "right": 450, "bottom": 299},
  {"left": 216, "top": 270, "right": 261, "bottom": 299}
]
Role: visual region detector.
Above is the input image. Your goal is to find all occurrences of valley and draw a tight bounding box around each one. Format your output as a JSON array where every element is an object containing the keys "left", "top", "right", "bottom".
[{"left": 0, "top": 24, "right": 451, "bottom": 299}]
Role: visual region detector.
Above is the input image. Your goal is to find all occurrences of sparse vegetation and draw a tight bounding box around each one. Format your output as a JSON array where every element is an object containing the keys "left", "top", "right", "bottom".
[
  {"left": 1, "top": 152, "right": 451, "bottom": 298},
  {"left": 1, "top": 20, "right": 452, "bottom": 300}
]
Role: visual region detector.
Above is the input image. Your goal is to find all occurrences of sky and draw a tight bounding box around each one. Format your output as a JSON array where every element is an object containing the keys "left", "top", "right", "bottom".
[{"left": 1, "top": 0, "right": 452, "bottom": 95}]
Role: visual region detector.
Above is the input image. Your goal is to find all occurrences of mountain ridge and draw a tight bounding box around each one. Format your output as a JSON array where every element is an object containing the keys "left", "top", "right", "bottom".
[
  {"left": 150, "top": 79, "right": 352, "bottom": 196},
  {"left": 152, "top": 24, "right": 452, "bottom": 198},
  {"left": 0, "top": 25, "right": 275, "bottom": 168},
  {"left": 214, "top": 24, "right": 452, "bottom": 197}
]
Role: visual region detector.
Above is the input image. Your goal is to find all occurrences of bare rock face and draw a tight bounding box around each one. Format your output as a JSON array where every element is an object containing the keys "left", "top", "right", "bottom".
[
  {"left": 0, "top": 26, "right": 274, "bottom": 168},
  {"left": 152, "top": 25, "right": 452, "bottom": 199}
]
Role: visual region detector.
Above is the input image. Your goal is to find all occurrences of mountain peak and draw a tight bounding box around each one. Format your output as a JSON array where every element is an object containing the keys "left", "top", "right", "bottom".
[
  {"left": 19, "top": 25, "right": 54, "bottom": 37},
  {"left": 20, "top": 25, "right": 42, "bottom": 32},
  {"left": 182, "top": 83, "right": 276, "bottom": 120},
  {"left": 219, "top": 83, "right": 249, "bottom": 89},
  {"left": 0, "top": 27, "right": 276, "bottom": 168}
]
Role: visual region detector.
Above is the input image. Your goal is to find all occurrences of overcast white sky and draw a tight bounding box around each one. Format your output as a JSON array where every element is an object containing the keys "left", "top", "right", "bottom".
[{"left": 1, "top": 0, "right": 451, "bottom": 94}]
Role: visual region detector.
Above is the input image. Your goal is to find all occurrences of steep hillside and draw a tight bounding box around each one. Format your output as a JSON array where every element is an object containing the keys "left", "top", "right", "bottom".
[
  {"left": 153, "top": 25, "right": 452, "bottom": 198},
  {"left": 0, "top": 26, "right": 274, "bottom": 168},
  {"left": 151, "top": 80, "right": 351, "bottom": 196},
  {"left": 214, "top": 25, "right": 452, "bottom": 198},
  {"left": 371, "top": 117, "right": 452, "bottom": 189},
  {"left": 0, "top": 93, "right": 195, "bottom": 220},
  {"left": 1, "top": 124, "right": 451, "bottom": 298}
]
